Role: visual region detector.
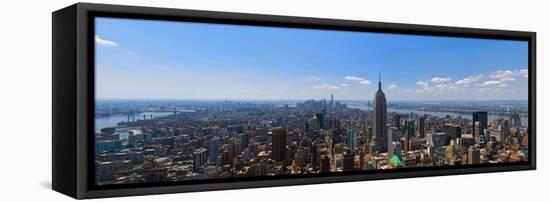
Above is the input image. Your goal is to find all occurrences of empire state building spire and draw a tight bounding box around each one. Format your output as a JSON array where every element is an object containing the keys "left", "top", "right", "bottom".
[{"left": 378, "top": 70, "right": 381, "bottom": 90}]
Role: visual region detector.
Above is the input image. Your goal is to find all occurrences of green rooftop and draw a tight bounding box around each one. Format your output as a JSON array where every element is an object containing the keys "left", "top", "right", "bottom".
[{"left": 390, "top": 155, "right": 403, "bottom": 168}]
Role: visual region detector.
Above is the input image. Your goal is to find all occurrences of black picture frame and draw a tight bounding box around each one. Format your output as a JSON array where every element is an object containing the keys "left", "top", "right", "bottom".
[{"left": 52, "top": 3, "right": 536, "bottom": 199}]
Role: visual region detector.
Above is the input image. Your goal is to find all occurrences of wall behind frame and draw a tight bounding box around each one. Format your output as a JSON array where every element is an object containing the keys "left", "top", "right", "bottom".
[{"left": 0, "top": 0, "right": 547, "bottom": 201}]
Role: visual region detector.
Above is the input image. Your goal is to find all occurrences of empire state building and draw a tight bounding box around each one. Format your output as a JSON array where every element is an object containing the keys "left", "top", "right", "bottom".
[{"left": 373, "top": 72, "right": 388, "bottom": 153}]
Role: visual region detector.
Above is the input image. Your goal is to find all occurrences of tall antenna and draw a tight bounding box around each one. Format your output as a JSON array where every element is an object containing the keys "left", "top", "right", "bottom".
[{"left": 378, "top": 70, "right": 382, "bottom": 90}]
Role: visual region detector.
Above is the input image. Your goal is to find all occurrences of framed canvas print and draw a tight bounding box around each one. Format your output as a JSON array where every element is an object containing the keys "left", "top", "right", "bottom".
[{"left": 52, "top": 3, "right": 536, "bottom": 199}]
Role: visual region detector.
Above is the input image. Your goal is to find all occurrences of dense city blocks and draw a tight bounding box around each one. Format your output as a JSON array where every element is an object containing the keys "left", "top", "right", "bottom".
[{"left": 95, "top": 89, "right": 528, "bottom": 185}]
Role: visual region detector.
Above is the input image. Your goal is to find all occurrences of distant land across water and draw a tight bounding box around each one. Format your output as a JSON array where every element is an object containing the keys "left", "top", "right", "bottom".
[{"left": 95, "top": 99, "right": 528, "bottom": 133}]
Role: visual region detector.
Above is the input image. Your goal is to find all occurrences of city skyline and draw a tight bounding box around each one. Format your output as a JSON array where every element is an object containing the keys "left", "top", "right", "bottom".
[
  {"left": 95, "top": 17, "right": 529, "bottom": 101},
  {"left": 94, "top": 86, "right": 529, "bottom": 184}
]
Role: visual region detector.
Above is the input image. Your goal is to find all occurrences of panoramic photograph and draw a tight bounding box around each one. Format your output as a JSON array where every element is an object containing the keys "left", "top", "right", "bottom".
[{"left": 94, "top": 17, "right": 529, "bottom": 185}]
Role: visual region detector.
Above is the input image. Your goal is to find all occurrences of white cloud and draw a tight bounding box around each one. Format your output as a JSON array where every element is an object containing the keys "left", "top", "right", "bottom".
[
  {"left": 345, "top": 76, "right": 366, "bottom": 81},
  {"left": 388, "top": 83, "right": 397, "bottom": 90},
  {"left": 313, "top": 84, "right": 341, "bottom": 90},
  {"left": 490, "top": 70, "right": 516, "bottom": 81},
  {"left": 126, "top": 51, "right": 136, "bottom": 55},
  {"left": 436, "top": 84, "right": 458, "bottom": 91},
  {"left": 359, "top": 80, "right": 371, "bottom": 85},
  {"left": 481, "top": 80, "right": 507, "bottom": 87},
  {"left": 416, "top": 80, "right": 429, "bottom": 88},
  {"left": 436, "top": 84, "right": 448, "bottom": 89},
  {"left": 415, "top": 80, "right": 433, "bottom": 93},
  {"left": 340, "top": 83, "right": 349, "bottom": 87},
  {"left": 95, "top": 35, "right": 119, "bottom": 46},
  {"left": 490, "top": 69, "right": 528, "bottom": 81},
  {"left": 431, "top": 77, "right": 451, "bottom": 83},
  {"left": 345, "top": 75, "right": 371, "bottom": 86},
  {"left": 481, "top": 80, "right": 501, "bottom": 86},
  {"left": 307, "top": 76, "right": 322, "bottom": 81},
  {"left": 455, "top": 74, "right": 482, "bottom": 85}
]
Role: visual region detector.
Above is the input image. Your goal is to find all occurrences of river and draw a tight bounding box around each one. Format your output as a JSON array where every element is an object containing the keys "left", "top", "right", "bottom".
[
  {"left": 95, "top": 112, "right": 174, "bottom": 133},
  {"left": 95, "top": 106, "right": 528, "bottom": 133},
  {"left": 347, "top": 105, "right": 528, "bottom": 127}
]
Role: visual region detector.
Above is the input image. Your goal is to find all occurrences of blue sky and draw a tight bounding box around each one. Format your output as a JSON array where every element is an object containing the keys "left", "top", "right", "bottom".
[{"left": 95, "top": 17, "right": 528, "bottom": 101}]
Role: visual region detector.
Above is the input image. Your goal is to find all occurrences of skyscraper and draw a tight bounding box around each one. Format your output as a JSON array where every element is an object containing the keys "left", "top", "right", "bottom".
[
  {"left": 444, "top": 124, "right": 462, "bottom": 139},
  {"left": 315, "top": 112, "right": 325, "bottom": 130},
  {"left": 394, "top": 114, "right": 401, "bottom": 128},
  {"left": 342, "top": 149, "right": 355, "bottom": 172},
  {"left": 193, "top": 148, "right": 208, "bottom": 172},
  {"left": 417, "top": 116, "right": 426, "bottom": 138},
  {"left": 271, "top": 128, "right": 288, "bottom": 163},
  {"left": 239, "top": 133, "right": 250, "bottom": 149},
  {"left": 222, "top": 148, "right": 233, "bottom": 166},
  {"left": 311, "top": 143, "right": 319, "bottom": 171},
  {"left": 346, "top": 127, "right": 357, "bottom": 150},
  {"left": 208, "top": 137, "right": 221, "bottom": 163},
  {"left": 320, "top": 155, "right": 331, "bottom": 173},
  {"left": 473, "top": 111, "right": 488, "bottom": 140},
  {"left": 510, "top": 113, "right": 522, "bottom": 127},
  {"left": 474, "top": 121, "right": 482, "bottom": 143},
  {"left": 468, "top": 146, "right": 480, "bottom": 164},
  {"left": 373, "top": 72, "right": 388, "bottom": 153},
  {"left": 391, "top": 141, "right": 402, "bottom": 158}
]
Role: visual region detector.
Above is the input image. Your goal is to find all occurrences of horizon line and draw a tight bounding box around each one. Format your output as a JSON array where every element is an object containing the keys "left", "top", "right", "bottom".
[{"left": 96, "top": 98, "right": 528, "bottom": 102}]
